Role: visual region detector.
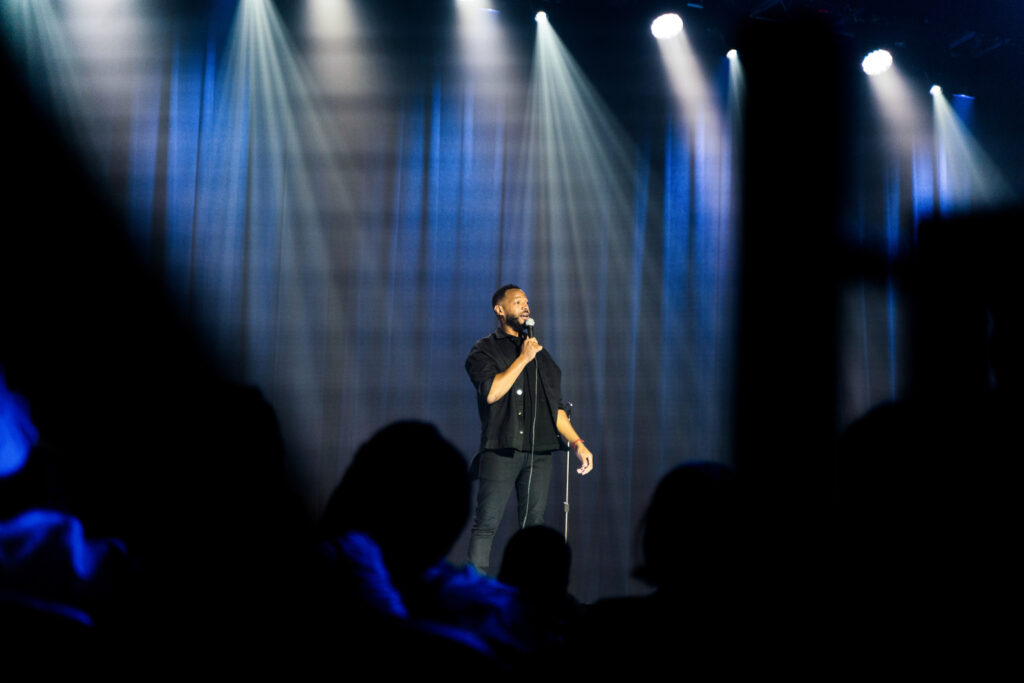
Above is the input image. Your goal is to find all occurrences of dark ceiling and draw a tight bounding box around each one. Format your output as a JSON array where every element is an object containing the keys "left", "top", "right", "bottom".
[{"left": 521, "top": 0, "right": 1024, "bottom": 93}]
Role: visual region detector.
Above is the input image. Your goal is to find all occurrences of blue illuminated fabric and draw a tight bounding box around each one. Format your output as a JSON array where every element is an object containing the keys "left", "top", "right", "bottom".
[
  {"left": 0, "top": 371, "right": 37, "bottom": 478},
  {"left": 0, "top": 509, "right": 128, "bottom": 626}
]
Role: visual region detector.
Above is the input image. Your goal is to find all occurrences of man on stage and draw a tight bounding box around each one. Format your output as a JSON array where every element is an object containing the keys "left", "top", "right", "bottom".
[{"left": 465, "top": 284, "right": 594, "bottom": 574}]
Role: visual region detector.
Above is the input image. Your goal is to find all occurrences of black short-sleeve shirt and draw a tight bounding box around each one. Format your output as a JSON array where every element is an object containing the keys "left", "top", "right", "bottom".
[{"left": 465, "top": 329, "right": 566, "bottom": 454}]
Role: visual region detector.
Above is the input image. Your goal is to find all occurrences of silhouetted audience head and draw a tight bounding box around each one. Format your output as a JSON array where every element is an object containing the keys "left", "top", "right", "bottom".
[
  {"left": 319, "top": 421, "right": 470, "bottom": 583},
  {"left": 633, "top": 461, "right": 740, "bottom": 589},
  {"left": 498, "top": 525, "right": 571, "bottom": 603}
]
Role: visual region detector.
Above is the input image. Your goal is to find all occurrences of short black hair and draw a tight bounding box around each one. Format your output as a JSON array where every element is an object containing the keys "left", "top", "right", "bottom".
[{"left": 492, "top": 283, "right": 523, "bottom": 308}]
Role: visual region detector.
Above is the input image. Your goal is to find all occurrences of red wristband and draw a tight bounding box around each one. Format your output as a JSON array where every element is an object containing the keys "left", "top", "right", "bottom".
[{"left": 571, "top": 438, "right": 584, "bottom": 450}]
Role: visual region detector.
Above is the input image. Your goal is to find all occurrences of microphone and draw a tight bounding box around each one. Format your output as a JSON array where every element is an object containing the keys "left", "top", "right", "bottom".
[{"left": 524, "top": 317, "right": 535, "bottom": 338}]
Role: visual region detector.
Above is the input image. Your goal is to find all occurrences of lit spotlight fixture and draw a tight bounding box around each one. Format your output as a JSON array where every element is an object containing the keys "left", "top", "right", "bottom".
[
  {"left": 535, "top": 11, "right": 547, "bottom": 22},
  {"left": 651, "top": 13, "right": 683, "bottom": 40},
  {"left": 726, "top": 49, "right": 738, "bottom": 59},
  {"left": 930, "top": 84, "right": 942, "bottom": 95},
  {"left": 861, "top": 49, "right": 893, "bottom": 76}
]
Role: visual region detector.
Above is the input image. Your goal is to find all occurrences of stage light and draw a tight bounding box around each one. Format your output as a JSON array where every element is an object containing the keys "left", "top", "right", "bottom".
[
  {"left": 726, "top": 49, "right": 738, "bottom": 59},
  {"left": 651, "top": 13, "right": 683, "bottom": 40},
  {"left": 930, "top": 84, "right": 942, "bottom": 95},
  {"left": 933, "top": 86, "right": 1012, "bottom": 210},
  {"left": 535, "top": 11, "right": 547, "bottom": 23},
  {"left": 861, "top": 49, "right": 893, "bottom": 76}
]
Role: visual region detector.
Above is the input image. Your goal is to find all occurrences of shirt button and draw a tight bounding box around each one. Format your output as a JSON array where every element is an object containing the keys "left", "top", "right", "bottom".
[
  {"left": 517, "top": 411, "right": 523, "bottom": 416},
  {"left": 516, "top": 389, "right": 523, "bottom": 396},
  {"left": 519, "top": 430, "right": 524, "bottom": 435}
]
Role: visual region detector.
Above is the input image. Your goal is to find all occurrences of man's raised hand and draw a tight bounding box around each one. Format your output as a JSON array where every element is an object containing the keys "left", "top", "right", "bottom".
[{"left": 520, "top": 337, "right": 542, "bottom": 363}]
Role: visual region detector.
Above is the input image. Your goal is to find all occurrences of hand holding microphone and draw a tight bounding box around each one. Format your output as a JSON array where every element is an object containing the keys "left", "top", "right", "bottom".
[{"left": 519, "top": 317, "right": 542, "bottom": 362}]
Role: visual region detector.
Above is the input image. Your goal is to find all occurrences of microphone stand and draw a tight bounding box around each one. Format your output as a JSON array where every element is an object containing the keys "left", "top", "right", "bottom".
[{"left": 562, "top": 401, "right": 573, "bottom": 542}]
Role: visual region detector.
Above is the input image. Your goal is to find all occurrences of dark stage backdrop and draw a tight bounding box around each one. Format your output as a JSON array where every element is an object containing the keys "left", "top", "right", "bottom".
[{"left": 1, "top": 1, "right": 1011, "bottom": 602}]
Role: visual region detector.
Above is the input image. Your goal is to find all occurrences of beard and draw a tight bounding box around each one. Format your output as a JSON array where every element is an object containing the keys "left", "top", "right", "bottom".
[{"left": 504, "top": 312, "right": 526, "bottom": 333}]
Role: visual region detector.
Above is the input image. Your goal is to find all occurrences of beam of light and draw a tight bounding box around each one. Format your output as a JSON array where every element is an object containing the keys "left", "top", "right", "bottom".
[
  {"left": 651, "top": 13, "right": 683, "bottom": 40},
  {"left": 726, "top": 49, "right": 738, "bottom": 60},
  {"left": 657, "top": 27, "right": 739, "bottom": 474},
  {"left": 861, "top": 49, "right": 893, "bottom": 76},
  {"left": 726, "top": 48, "right": 745, "bottom": 216},
  {"left": 508, "top": 15, "right": 642, "bottom": 447},
  {"left": 303, "top": 0, "right": 361, "bottom": 42},
  {"left": 912, "top": 135, "right": 936, "bottom": 231},
  {"left": 951, "top": 93, "right": 975, "bottom": 128},
  {"left": 456, "top": 0, "right": 517, "bottom": 96},
  {"left": 190, "top": 0, "right": 360, "bottom": 504},
  {"left": 656, "top": 18, "right": 718, "bottom": 137},
  {"left": 512, "top": 16, "right": 656, "bottom": 593},
  {"left": 0, "top": 0, "right": 165, "bottom": 252},
  {"left": 300, "top": 0, "right": 384, "bottom": 108},
  {"left": 866, "top": 64, "right": 927, "bottom": 158},
  {"left": 535, "top": 11, "right": 547, "bottom": 23},
  {"left": 0, "top": 0, "right": 119, "bottom": 161},
  {"left": 930, "top": 84, "right": 942, "bottom": 95},
  {"left": 727, "top": 49, "right": 745, "bottom": 109},
  {"left": 932, "top": 90, "right": 1014, "bottom": 213}
]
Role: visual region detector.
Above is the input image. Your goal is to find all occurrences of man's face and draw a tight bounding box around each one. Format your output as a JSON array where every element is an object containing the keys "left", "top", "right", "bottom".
[{"left": 496, "top": 289, "right": 530, "bottom": 331}]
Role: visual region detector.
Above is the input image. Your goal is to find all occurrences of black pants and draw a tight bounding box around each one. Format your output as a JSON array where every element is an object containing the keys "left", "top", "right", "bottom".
[{"left": 467, "top": 449, "right": 553, "bottom": 574}]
